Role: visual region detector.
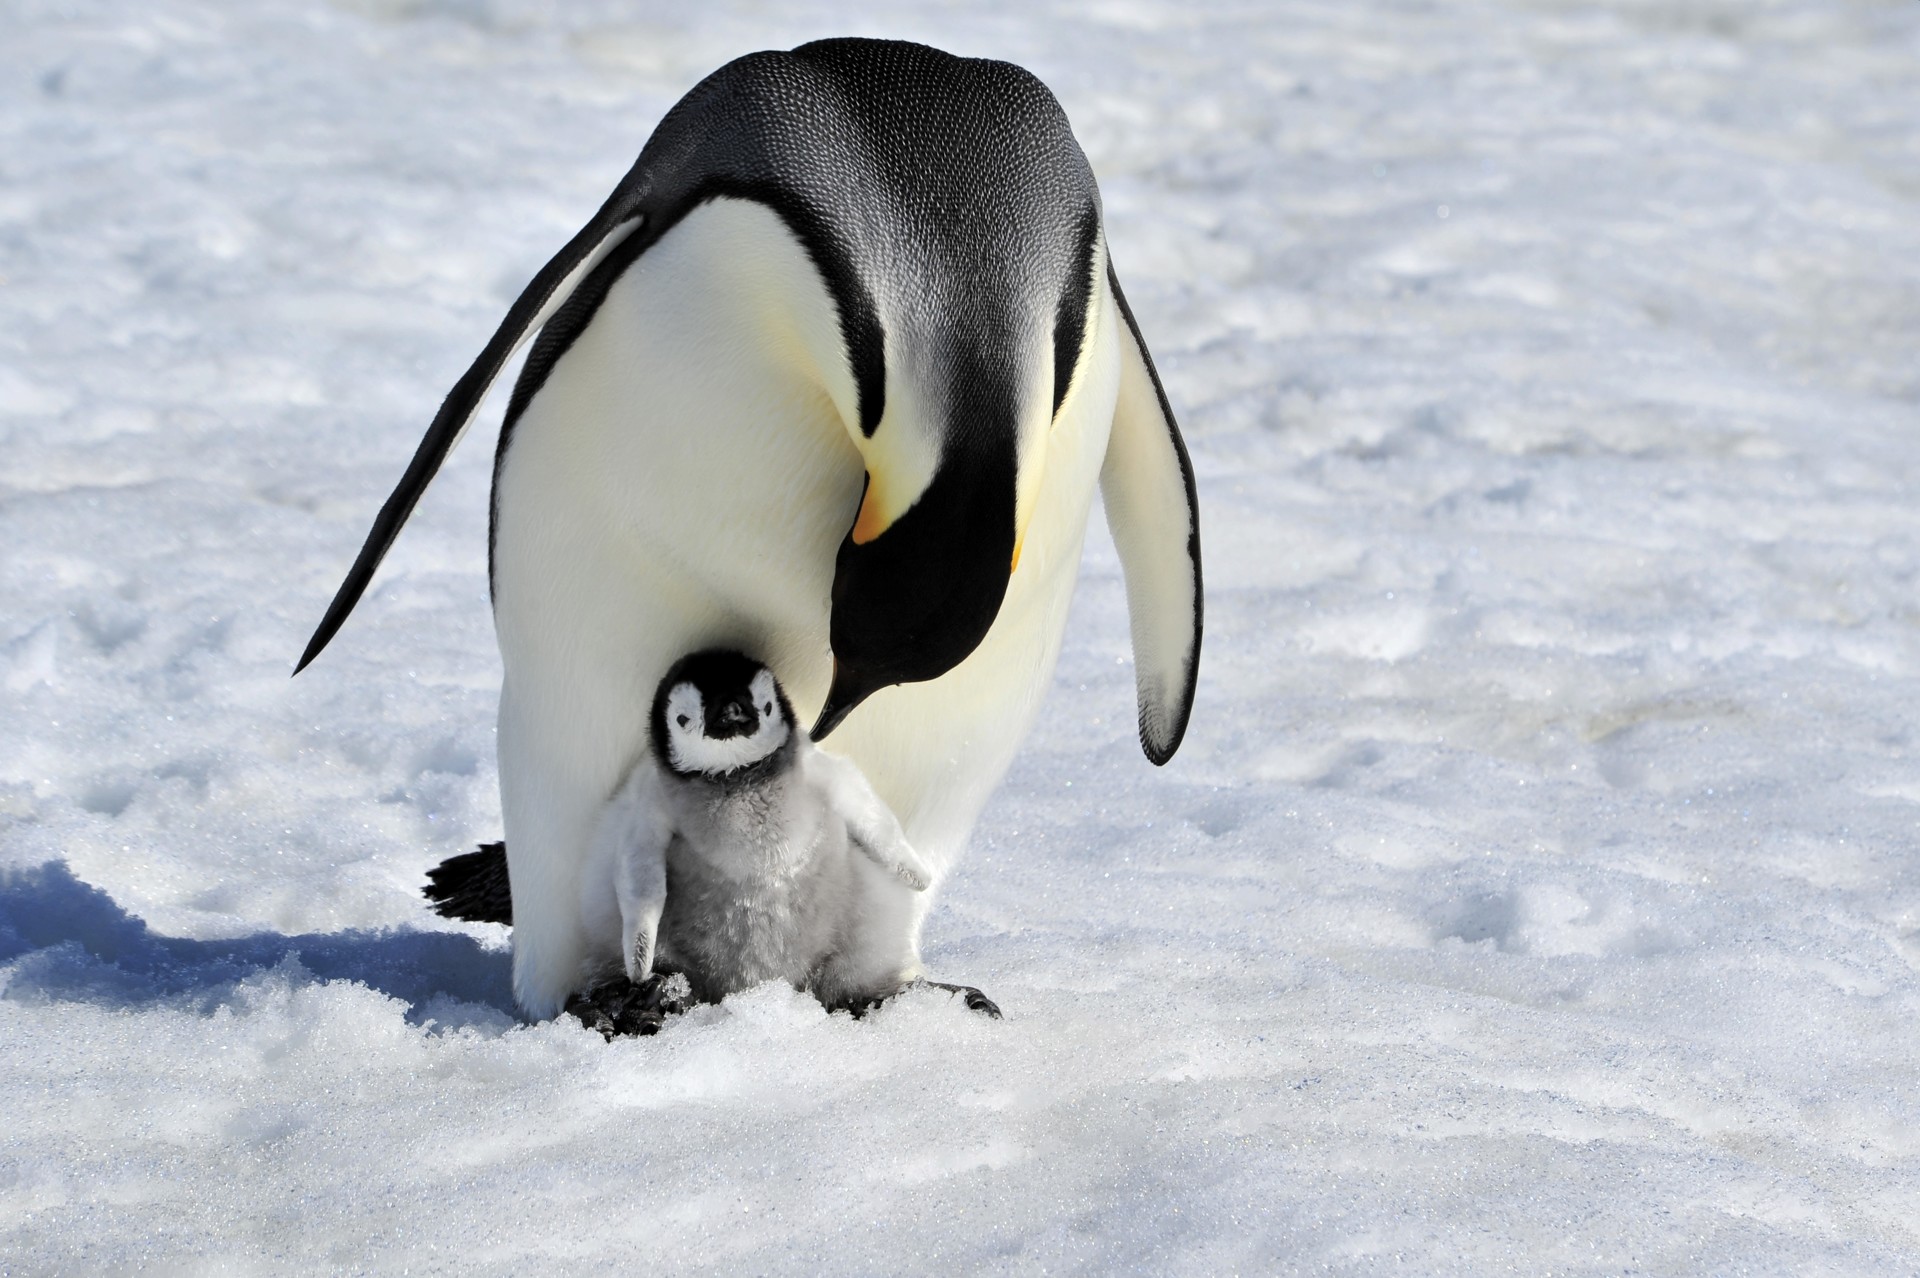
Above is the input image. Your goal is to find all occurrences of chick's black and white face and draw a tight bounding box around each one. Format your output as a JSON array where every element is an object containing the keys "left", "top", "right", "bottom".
[{"left": 662, "top": 666, "right": 790, "bottom": 776}]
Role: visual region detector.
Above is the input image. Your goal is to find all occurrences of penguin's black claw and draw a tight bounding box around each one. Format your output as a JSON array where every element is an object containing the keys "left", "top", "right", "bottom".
[
  {"left": 565, "top": 971, "right": 694, "bottom": 1040},
  {"left": 840, "top": 995, "right": 881, "bottom": 1020},
  {"left": 831, "top": 979, "right": 1002, "bottom": 1020},
  {"left": 920, "top": 979, "right": 1002, "bottom": 1019}
]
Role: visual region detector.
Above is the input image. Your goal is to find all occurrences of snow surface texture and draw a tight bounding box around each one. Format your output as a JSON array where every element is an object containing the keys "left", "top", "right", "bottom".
[{"left": 4, "top": 0, "right": 1919, "bottom": 1271}]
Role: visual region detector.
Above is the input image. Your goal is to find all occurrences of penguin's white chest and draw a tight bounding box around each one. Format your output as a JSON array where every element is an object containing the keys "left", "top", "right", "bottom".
[
  {"left": 494, "top": 200, "right": 861, "bottom": 694},
  {"left": 655, "top": 778, "right": 847, "bottom": 1002}
]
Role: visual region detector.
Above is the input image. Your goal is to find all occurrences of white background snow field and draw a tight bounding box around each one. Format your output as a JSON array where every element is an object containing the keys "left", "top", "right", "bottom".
[{"left": 3, "top": 1, "right": 1918, "bottom": 1271}]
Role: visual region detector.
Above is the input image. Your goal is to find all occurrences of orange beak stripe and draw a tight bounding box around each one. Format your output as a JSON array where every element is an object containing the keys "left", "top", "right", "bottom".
[{"left": 851, "top": 478, "right": 886, "bottom": 545}]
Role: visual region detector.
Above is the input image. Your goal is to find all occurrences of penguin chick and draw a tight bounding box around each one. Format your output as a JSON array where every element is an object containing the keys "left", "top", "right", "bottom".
[{"left": 578, "top": 650, "right": 973, "bottom": 1014}]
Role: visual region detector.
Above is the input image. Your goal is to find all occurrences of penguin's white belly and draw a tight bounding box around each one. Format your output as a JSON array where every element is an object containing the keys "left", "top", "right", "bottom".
[
  {"left": 492, "top": 199, "right": 1120, "bottom": 1016},
  {"left": 653, "top": 778, "right": 850, "bottom": 1003}
]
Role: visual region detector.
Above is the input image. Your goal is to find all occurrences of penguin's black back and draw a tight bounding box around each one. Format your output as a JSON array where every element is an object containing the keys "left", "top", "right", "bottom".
[
  {"left": 502, "top": 38, "right": 1102, "bottom": 464},
  {"left": 302, "top": 39, "right": 1107, "bottom": 674}
]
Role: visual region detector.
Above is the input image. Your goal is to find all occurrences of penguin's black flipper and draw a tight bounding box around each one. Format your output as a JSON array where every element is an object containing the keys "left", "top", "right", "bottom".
[
  {"left": 423, "top": 841, "right": 513, "bottom": 925},
  {"left": 293, "top": 208, "right": 647, "bottom": 675},
  {"left": 1101, "top": 260, "right": 1203, "bottom": 766}
]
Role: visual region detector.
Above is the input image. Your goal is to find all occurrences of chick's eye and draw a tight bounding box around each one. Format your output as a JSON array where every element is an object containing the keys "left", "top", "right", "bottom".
[
  {"left": 763, "top": 702, "right": 773, "bottom": 716},
  {"left": 676, "top": 715, "right": 690, "bottom": 728}
]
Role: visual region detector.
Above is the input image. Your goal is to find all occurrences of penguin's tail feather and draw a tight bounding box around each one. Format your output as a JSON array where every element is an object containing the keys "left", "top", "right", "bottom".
[{"left": 423, "top": 842, "right": 513, "bottom": 925}]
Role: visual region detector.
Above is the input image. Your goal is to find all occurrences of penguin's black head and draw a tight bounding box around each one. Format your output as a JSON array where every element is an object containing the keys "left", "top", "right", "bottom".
[{"left": 649, "top": 649, "right": 796, "bottom": 780}]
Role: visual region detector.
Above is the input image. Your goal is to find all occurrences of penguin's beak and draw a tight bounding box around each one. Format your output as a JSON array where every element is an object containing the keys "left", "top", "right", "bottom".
[
  {"left": 809, "top": 433, "right": 1020, "bottom": 741},
  {"left": 710, "top": 692, "right": 757, "bottom": 739},
  {"left": 810, "top": 661, "right": 863, "bottom": 741}
]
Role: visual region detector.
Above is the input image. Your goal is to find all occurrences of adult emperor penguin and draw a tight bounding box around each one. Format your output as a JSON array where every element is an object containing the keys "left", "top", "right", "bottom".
[{"left": 296, "top": 38, "right": 1202, "bottom": 1019}]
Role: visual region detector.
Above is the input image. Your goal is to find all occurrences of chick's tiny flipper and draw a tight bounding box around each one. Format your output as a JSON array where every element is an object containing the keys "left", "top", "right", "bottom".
[
  {"left": 580, "top": 761, "right": 674, "bottom": 983},
  {"left": 810, "top": 749, "right": 933, "bottom": 889}
]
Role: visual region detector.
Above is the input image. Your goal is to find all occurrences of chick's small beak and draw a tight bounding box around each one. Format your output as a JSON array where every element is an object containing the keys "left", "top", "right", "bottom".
[{"left": 709, "top": 693, "right": 758, "bottom": 738}]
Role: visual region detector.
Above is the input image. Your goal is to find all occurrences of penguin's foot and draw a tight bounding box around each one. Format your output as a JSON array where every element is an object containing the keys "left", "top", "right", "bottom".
[
  {"left": 565, "top": 971, "right": 694, "bottom": 1040},
  {"left": 915, "top": 979, "right": 1003, "bottom": 1019},
  {"left": 830, "top": 978, "right": 1001, "bottom": 1020}
]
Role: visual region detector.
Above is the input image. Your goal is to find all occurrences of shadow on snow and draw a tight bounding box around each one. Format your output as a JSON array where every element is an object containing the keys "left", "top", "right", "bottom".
[{"left": 0, "top": 860, "right": 518, "bottom": 1031}]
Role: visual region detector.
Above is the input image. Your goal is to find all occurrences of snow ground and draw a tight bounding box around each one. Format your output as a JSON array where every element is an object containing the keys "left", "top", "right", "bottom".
[{"left": 4, "top": 0, "right": 1920, "bottom": 1271}]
